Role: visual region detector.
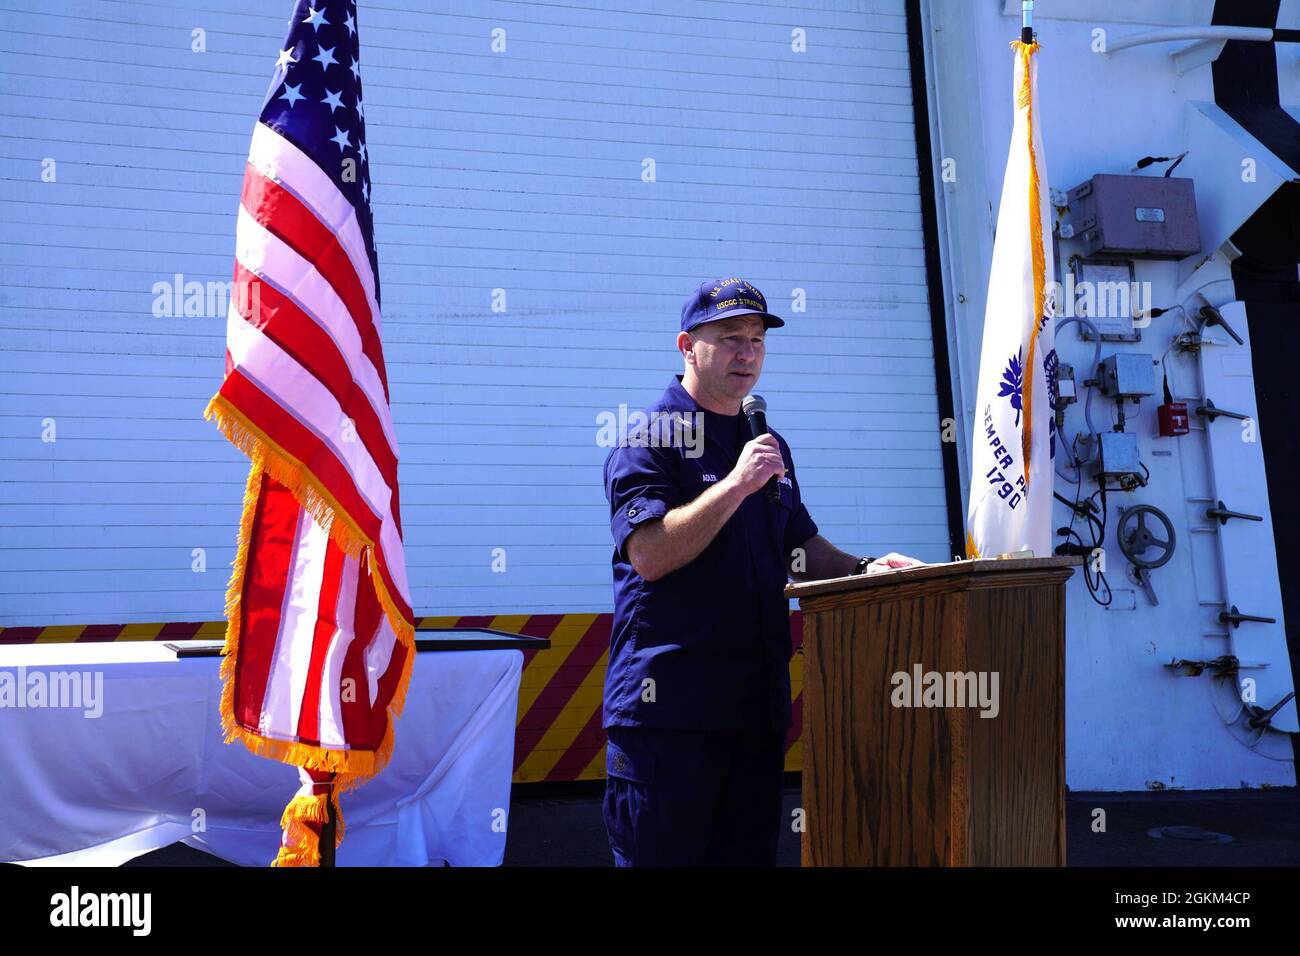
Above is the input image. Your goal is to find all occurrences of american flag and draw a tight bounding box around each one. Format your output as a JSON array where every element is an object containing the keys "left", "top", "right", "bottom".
[{"left": 204, "top": 0, "right": 414, "bottom": 866}]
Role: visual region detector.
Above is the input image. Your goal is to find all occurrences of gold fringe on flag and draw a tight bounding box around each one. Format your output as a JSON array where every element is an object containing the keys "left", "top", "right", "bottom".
[
  {"left": 271, "top": 788, "right": 347, "bottom": 868},
  {"left": 1011, "top": 38, "right": 1046, "bottom": 494},
  {"left": 205, "top": 393, "right": 417, "bottom": 865}
]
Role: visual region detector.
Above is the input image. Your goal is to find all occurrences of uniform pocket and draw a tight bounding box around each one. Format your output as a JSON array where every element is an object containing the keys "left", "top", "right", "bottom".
[
  {"left": 605, "top": 731, "right": 655, "bottom": 785},
  {"left": 775, "top": 478, "right": 795, "bottom": 511}
]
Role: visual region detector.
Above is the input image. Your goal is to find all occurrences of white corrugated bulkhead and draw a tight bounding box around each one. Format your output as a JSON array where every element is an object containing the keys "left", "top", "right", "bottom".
[{"left": 0, "top": 0, "right": 953, "bottom": 625}]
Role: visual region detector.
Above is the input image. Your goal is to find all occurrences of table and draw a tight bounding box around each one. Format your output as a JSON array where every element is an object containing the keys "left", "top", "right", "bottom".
[{"left": 0, "top": 639, "right": 524, "bottom": 866}]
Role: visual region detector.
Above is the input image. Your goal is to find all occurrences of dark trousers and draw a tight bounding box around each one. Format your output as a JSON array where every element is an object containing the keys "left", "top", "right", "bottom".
[{"left": 602, "top": 725, "right": 787, "bottom": 866}]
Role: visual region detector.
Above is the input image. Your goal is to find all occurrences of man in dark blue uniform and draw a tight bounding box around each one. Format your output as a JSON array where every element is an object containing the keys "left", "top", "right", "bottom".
[{"left": 601, "top": 276, "right": 923, "bottom": 866}]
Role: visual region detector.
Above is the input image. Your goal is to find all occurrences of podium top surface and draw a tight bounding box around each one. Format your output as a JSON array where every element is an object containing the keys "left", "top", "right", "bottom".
[{"left": 784, "top": 555, "right": 1080, "bottom": 602}]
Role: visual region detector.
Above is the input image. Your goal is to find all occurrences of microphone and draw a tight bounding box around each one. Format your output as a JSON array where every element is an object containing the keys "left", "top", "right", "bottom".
[{"left": 741, "top": 393, "right": 781, "bottom": 504}]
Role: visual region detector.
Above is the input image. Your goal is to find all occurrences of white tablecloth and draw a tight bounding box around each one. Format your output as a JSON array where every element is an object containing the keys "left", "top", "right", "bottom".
[{"left": 0, "top": 641, "right": 522, "bottom": 866}]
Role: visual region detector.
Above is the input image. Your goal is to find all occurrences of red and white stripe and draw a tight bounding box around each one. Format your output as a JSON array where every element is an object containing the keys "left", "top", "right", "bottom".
[
  {"left": 231, "top": 474, "right": 408, "bottom": 750},
  {"left": 218, "top": 122, "right": 412, "bottom": 750}
]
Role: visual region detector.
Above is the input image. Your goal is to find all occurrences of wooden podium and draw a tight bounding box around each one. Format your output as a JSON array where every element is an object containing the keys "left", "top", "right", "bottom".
[{"left": 786, "top": 557, "right": 1077, "bottom": 867}]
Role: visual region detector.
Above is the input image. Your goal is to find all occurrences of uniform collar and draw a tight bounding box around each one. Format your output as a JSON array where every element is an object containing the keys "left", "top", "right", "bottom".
[
  {"left": 661, "top": 375, "right": 746, "bottom": 451},
  {"left": 661, "top": 374, "right": 699, "bottom": 413},
  {"left": 662, "top": 374, "right": 744, "bottom": 419}
]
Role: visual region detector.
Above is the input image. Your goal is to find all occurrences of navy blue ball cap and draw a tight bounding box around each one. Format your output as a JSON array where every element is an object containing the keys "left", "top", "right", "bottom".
[{"left": 681, "top": 277, "right": 785, "bottom": 333}]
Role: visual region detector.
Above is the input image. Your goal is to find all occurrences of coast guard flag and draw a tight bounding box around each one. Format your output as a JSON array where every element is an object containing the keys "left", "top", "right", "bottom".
[
  {"left": 204, "top": 0, "right": 415, "bottom": 866},
  {"left": 965, "top": 40, "right": 1057, "bottom": 559}
]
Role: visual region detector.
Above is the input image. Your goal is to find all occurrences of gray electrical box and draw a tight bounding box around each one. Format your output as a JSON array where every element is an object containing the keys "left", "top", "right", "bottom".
[
  {"left": 1096, "top": 432, "right": 1141, "bottom": 480},
  {"left": 1071, "top": 258, "right": 1140, "bottom": 342},
  {"left": 1099, "top": 353, "right": 1155, "bottom": 399},
  {"left": 1060, "top": 174, "right": 1200, "bottom": 259}
]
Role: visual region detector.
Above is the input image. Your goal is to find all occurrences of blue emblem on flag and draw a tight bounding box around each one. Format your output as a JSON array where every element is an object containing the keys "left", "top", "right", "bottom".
[
  {"left": 997, "top": 347, "right": 1024, "bottom": 426},
  {"left": 1043, "top": 347, "right": 1058, "bottom": 459}
]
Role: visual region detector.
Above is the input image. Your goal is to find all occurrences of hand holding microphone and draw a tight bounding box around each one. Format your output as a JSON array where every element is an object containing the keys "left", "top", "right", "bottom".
[
  {"left": 739, "top": 393, "right": 783, "bottom": 503},
  {"left": 729, "top": 434, "right": 785, "bottom": 499}
]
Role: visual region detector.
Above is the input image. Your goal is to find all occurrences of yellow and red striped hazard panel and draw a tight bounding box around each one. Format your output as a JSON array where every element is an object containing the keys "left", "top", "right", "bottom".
[{"left": 0, "top": 613, "right": 806, "bottom": 783}]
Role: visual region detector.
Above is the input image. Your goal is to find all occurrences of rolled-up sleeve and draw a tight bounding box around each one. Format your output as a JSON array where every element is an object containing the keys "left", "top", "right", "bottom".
[{"left": 604, "top": 442, "right": 682, "bottom": 559}]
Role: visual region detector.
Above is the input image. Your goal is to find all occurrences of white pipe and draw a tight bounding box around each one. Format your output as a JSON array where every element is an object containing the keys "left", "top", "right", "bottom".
[{"left": 1104, "top": 26, "right": 1273, "bottom": 55}]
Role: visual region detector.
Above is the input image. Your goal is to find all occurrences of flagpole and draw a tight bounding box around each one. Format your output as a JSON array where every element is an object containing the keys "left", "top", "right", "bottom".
[
  {"left": 967, "top": 0, "right": 1053, "bottom": 559},
  {"left": 320, "top": 787, "right": 336, "bottom": 867}
]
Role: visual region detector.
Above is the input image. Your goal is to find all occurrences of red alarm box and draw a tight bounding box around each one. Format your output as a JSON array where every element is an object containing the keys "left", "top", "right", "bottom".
[{"left": 1158, "top": 401, "right": 1189, "bottom": 436}]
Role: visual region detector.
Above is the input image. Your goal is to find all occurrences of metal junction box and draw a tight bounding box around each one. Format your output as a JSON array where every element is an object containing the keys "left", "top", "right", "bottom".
[
  {"left": 1060, "top": 174, "right": 1200, "bottom": 259},
  {"left": 1099, "top": 353, "right": 1156, "bottom": 399},
  {"left": 1096, "top": 431, "right": 1141, "bottom": 480}
]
